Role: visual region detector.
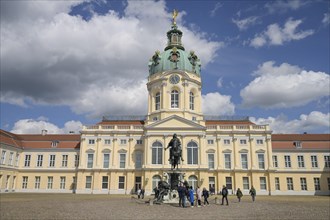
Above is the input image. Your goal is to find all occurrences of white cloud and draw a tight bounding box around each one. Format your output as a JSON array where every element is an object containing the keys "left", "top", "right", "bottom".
[
  {"left": 202, "top": 92, "right": 235, "bottom": 115},
  {"left": 322, "top": 13, "right": 330, "bottom": 25},
  {"left": 210, "top": 2, "right": 223, "bottom": 17},
  {"left": 250, "top": 18, "right": 314, "bottom": 48},
  {"left": 216, "top": 78, "right": 223, "bottom": 88},
  {"left": 265, "top": 0, "right": 309, "bottom": 14},
  {"left": 10, "top": 119, "right": 82, "bottom": 134},
  {"left": 0, "top": 0, "right": 222, "bottom": 118},
  {"left": 232, "top": 16, "right": 259, "bottom": 31},
  {"left": 250, "top": 111, "right": 330, "bottom": 134},
  {"left": 240, "top": 61, "right": 330, "bottom": 108}
]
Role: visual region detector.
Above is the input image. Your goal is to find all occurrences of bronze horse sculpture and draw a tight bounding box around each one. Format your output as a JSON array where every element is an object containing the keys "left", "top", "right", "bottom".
[{"left": 165, "top": 134, "right": 184, "bottom": 170}]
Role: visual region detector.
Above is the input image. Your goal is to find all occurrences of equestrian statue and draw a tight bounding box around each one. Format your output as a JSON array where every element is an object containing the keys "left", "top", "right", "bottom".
[{"left": 165, "top": 133, "right": 184, "bottom": 170}]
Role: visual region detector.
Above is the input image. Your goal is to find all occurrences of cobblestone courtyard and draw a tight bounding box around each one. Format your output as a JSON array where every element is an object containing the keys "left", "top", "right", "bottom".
[{"left": 1, "top": 193, "right": 329, "bottom": 220}]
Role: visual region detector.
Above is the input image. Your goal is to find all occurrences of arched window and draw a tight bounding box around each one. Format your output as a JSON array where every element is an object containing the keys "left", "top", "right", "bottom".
[
  {"left": 188, "top": 175, "right": 198, "bottom": 190},
  {"left": 152, "top": 175, "right": 161, "bottom": 192},
  {"left": 155, "top": 92, "right": 160, "bottom": 110},
  {"left": 189, "top": 92, "right": 194, "bottom": 110},
  {"left": 187, "top": 141, "right": 198, "bottom": 165},
  {"left": 152, "top": 141, "right": 163, "bottom": 164},
  {"left": 171, "top": 90, "right": 179, "bottom": 108}
]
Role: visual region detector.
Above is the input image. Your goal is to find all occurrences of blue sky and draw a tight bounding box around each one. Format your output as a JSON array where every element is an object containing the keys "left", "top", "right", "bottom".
[{"left": 1, "top": 0, "right": 329, "bottom": 134}]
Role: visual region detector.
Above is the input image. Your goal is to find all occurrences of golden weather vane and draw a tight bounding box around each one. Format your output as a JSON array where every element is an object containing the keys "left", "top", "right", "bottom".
[{"left": 172, "top": 9, "right": 178, "bottom": 25}]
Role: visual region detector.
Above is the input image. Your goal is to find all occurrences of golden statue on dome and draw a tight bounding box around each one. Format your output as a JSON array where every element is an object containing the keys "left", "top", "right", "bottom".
[{"left": 172, "top": 9, "right": 178, "bottom": 25}]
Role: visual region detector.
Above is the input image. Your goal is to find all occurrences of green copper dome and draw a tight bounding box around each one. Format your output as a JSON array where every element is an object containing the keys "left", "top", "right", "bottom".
[{"left": 148, "top": 24, "right": 201, "bottom": 76}]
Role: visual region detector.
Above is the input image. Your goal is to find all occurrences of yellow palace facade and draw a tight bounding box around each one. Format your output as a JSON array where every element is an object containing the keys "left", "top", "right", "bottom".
[{"left": 1, "top": 20, "right": 329, "bottom": 196}]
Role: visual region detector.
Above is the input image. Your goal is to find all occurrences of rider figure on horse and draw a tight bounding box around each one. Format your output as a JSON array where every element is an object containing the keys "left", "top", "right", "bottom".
[{"left": 165, "top": 134, "right": 184, "bottom": 168}]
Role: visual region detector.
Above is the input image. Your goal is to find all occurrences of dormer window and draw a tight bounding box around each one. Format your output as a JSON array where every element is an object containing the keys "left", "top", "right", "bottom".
[
  {"left": 293, "top": 141, "right": 302, "bottom": 148},
  {"left": 51, "top": 141, "right": 59, "bottom": 148}
]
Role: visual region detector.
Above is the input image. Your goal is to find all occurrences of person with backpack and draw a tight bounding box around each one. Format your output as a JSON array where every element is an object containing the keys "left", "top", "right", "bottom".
[
  {"left": 236, "top": 188, "right": 243, "bottom": 202},
  {"left": 249, "top": 186, "right": 256, "bottom": 202},
  {"left": 202, "top": 187, "right": 209, "bottom": 206},
  {"left": 221, "top": 185, "right": 229, "bottom": 205}
]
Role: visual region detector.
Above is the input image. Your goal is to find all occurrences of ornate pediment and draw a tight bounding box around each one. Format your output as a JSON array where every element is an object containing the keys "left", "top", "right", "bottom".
[{"left": 145, "top": 115, "right": 206, "bottom": 130}]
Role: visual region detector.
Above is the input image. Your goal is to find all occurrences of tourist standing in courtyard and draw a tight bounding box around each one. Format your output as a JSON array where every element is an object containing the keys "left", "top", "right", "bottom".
[
  {"left": 189, "top": 186, "right": 195, "bottom": 207},
  {"left": 140, "top": 188, "right": 145, "bottom": 199},
  {"left": 236, "top": 188, "right": 243, "bottom": 202},
  {"left": 249, "top": 186, "right": 256, "bottom": 202},
  {"left": 221, "top": 185, "right": 229, "bottom": 205},
  {"left": 137, "top": 188, "right": 141, "bottom": 199},
  {"left": 196, "top": 186, "right": 202, "bottom": 207},
  {"left": 178, "top": 183, "right": 186, "bottom": 208},
  {"left": 202, "top": 187, "right": 209, "bottom": 206}
]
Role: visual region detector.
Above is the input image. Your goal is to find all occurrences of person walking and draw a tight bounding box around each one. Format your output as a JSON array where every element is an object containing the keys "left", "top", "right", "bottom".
[
  {"left": 221, "top": 185, "right": 229, "bottom": 205},
  {"left": 140, "top": 188, "right": 145, "bottom": 199},
  {"left": 202, "top": 187, "right": 210, "bottom": 206},
  {"left": 196, "top": 186, "right": 202, "bottom": 207},
  {"left": 188, "top": 186, "right": 195, "bottom": 208},
  {"left": 249, "top": 186, "right": 256, "bottom": 202},
  {"left": 236, "top": 188, "right": 243, "bottom": 202}
]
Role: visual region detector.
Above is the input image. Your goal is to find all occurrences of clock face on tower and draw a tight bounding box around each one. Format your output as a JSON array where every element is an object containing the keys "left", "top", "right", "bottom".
[{"left": 169, "top": 74, "right": 180, "bottom": 84}]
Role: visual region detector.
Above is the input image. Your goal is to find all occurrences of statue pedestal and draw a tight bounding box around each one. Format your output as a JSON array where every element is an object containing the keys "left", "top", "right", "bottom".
[{"left": 162, "top": 170, "right": 185, "bottom": 204}]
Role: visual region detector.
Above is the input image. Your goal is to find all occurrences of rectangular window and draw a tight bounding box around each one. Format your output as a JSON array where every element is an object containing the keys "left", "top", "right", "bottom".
[
  {"left": 224, "top": 154, "right": 231, "bottom": 169},
  {"left": 272, "top": 155, "right": 278, "bottom": 168},
  {"left": 258, "top": 154, "right": 265, "bottom": 169},
  {"left": 75, "top": 155, "right": 79, "bottom": 167},
  {"left": 284, "top": 155, "right": 291, "bottom": 168},
  {"left": 102, "top": 176, "right": 109, "bottom": 189},
  {"left": 241, "top": 154, "right": 248, "bottom": 169},
  {"left": 49, "top": 155, "right": 56, "bottom": 167},
  {"left": 209, "top": 177, "right": 215, "bottom": 192},
  {"left": 62, "top": 155, "right": 68, "bottom": 167},
  {"left": 104, "top": 139, "right": 111, "bottom": 145},
  {"left": 22, "top": 176, "right": 28, "bottom": 189},
  {"left": 155, "top": 93, "right": 160, "bottom": 110},
  {"left": 243, "top": 177, "right": 249, "bottom": 190},
  {"left": 120, "top": 154, "right": 126, "bottom": 168},
  {"left": 287, "top": 177, "right": 294, "bottom": 190},
  {"left": 135, "top": 152, "right": 142, "bottom": 169},
  {"left": 225, "top": 177, "right": 232, "bottom": 190},
  {"left": 256, "top": 139, "right": 264, "bottom": 145},
  {"left": 327, "top": 177, "right": 330, "bottom": 190},
  {"left": 88, "top": 139, "right": 95, "bottom": 145},
  {"left": 36, "top": 155, "right": 43, "bottom": 167},
  {"left": 1, "top": 150, "right": 6, "bottom": 164},
  {"left": 294, "top": 141, "right": 302, "bottom": 148},
  {"left": 60, "top": 176, "right": 66, "bottom": 189},
  {"left": 8, "top": 152, "right": 14, "bottom": 166},
  {"left": 35, "top": 176, "right": 41, "bottom": 189},
  {"left": 87, "top": 154, "right": 93, "bottom": 168},
  {"left": 297, "top": 155, "right": 305, "bottom": 168},
  {"left": 300, "top": 178, "right": 307, "bottom": 191},
  {"left": 260, "top": 177, "right": 267, "bottom": 190},
  {"left": 311, "top": 155, "right": 318, "bottom": 168},
  {"left": 15, "top": 153, "right": 20, "bottom": 166},
  {"left": 120, "top": 139, "right": 127, "bottom": 145},
  {"left": 324, "top": 156, "right": 330, "bottom": 168},
  {"left": 47, "top": 176, "right": 53, "bottom": 189},
  {"left": 207, "top": 139, "right": 214, "bottom": 145},
  {"left": 224, "top": 139, "right": 231, "bottom": 145},
  {"left": 314, "top": 178, "right": 320, "bottom": 190},
  {"left": 136, "top": 140, "right": 143, "bottom": 145},
  {"left": 240, "top": 139, "right": 247, "bottom": 145},
  {"left": 85, "top": 176, "right": 92, "bottom": 189},
  {"left": 119, "top": 176, "right": 125, "bottom": 189},
  {"left": 103, "top": 153, "right": 110, "bottom": 168},
  {"left": 208, "top": 154, "right": 215, "bottom": 169},
  {"left": 24, "top": 155, "right": 31, "bottom": 167},
  {"left": 275, "top": 177, "right": 280, "bottom": 190}
]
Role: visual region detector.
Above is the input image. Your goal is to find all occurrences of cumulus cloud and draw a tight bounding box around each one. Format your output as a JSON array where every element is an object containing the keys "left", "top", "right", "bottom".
[
  {"left": 11, "top": 119, "right": 82, "bottom": 134},
  {"left": 265, "top": 0, "right": 309, "bottom": 14},
  {"left": 232, "top": 16, "right": 260, "bottom": 31},
  {"left": 250, "top": 18, "right": 314, "bottom": 48},
  {"left": 202, "top": 92, "right": 235, "bottom": 115},
  {"left": 240, "top": 61, "right": 330, "bottom": 108},
  {"left": 0, "top": 0, "right": 222, "bottom": 118},
  {"left": 250, "top": 111, "right": 330, "bottom": 134}
]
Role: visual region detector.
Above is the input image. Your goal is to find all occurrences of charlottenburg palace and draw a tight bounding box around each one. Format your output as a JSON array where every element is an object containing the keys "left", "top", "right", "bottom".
[{"left": 1, "top": 20, "right": 329, "bottom": 196}]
